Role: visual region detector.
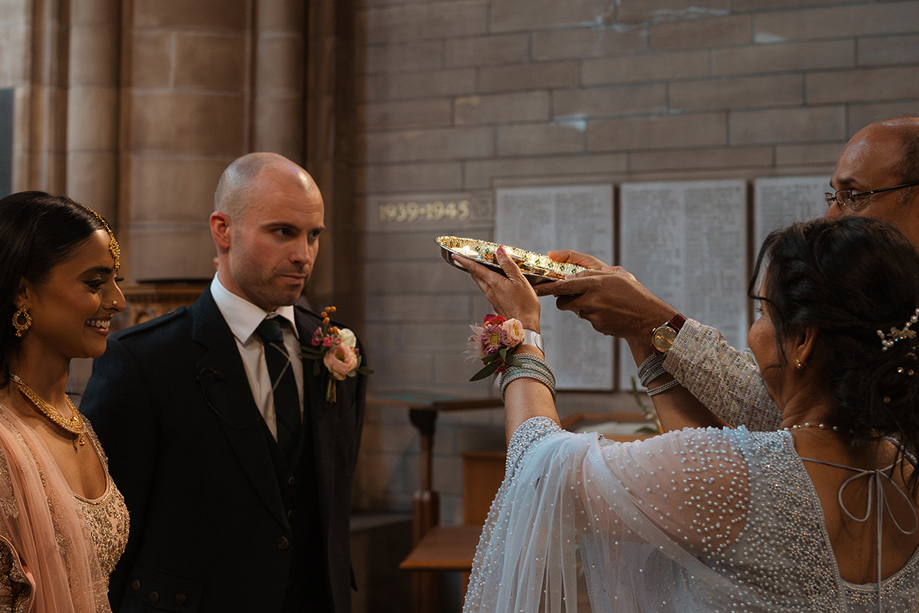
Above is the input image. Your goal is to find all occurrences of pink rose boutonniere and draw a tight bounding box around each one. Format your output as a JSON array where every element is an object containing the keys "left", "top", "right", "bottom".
[
  {"left": 465, "top": 314, "right": 524, "bottom": 381},
  {"left": 301, "top": 306, "right": 372, "bottom": 403}
]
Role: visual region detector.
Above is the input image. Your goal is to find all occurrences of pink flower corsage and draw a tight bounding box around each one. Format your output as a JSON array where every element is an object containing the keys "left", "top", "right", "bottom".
[
  {"left": 465, "top": 314, "right": 524, "bottom": 381},
  {"left": 301, "top": 306, "right": 372, "bottom": 402}
]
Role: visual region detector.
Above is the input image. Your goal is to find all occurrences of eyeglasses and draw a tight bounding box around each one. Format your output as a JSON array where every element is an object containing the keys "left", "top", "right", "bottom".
[{"left": 825, "top": 180, "right": 919, "bottom": 212}]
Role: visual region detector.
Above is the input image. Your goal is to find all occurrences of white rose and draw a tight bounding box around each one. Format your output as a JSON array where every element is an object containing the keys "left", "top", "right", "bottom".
[{"left": 337, "top": 328, "right": 357, "bottom": 348}]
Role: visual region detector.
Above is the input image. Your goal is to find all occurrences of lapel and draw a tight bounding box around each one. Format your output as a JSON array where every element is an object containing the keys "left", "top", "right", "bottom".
[
  {"left": 295, "top": 308, "right": 335, "bottom": 531},
  {"left": 191, "top": 288, "right": 288, "bottom": 529}
]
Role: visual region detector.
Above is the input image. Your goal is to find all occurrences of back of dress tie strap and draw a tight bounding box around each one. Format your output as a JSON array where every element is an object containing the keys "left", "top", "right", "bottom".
[{"left": 800, "top": 456, "right": 919, "bottom": 613}]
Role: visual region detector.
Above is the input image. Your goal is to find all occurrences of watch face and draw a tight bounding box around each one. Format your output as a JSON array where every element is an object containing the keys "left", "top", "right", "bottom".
[{"left": 652, "top": 326, "right": 678, "bottom": 352}]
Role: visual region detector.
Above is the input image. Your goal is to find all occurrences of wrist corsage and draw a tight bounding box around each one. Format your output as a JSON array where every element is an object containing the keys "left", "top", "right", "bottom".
[
  {"left": 466, "top": 314, "right": 525, "bottom": 381},
  {"left": 301, "top": 306, "right": 372, "bottom": 403}
]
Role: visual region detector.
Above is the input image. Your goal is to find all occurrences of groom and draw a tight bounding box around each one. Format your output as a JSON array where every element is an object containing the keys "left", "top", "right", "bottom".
[{"left": 83, "top": 152, "right": 367, "bottom": 612}]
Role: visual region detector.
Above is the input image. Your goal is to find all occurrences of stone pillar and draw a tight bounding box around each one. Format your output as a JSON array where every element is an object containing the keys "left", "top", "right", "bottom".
[
  {"left": 252, "top": 0, "right": 304, "bottom": 161},
  {"left": 124, "top": 0, "right": 250, "bottom": 281},
  {"left": 66, "top": 0, "right": 120, "bottom": 220},
  {"left": 26, "top": 0, "right": 69, "bottom": 193}
]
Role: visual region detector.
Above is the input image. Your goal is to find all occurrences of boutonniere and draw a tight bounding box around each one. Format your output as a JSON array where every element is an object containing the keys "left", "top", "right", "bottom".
[
  {"left": 301, "top": 306, "right": 372, "bottom": 403},
  {"left": 465, "top": 314, "right": 524, "bottom": 381}
]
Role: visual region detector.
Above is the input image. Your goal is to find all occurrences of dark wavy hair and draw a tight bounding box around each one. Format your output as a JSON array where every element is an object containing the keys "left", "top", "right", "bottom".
[
  {"left": 0, "top": 191, "right": 110, "bottom": 387},
  {"left": 750, "top": 217, "right": 919, "bottom": 492}
]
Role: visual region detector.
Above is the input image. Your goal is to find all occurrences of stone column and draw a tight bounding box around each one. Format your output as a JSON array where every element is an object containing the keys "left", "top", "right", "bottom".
[
  {"left": 66, "top": 0, "right": 120, "bottom": 220},
  {"left": 26, "top": 0, "right": 69, "bottom": 193},
  {"left": 124, "top": 0, "right": 249, "bottom": 281}
]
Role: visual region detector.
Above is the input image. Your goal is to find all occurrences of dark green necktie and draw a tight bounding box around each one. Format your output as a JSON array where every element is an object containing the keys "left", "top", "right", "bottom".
[{"left": 255, "top": 316, "right": 301, "bottom": 459}]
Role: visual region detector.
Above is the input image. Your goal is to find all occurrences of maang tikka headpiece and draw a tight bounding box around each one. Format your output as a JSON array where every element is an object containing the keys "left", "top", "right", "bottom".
[
  {"left": 878, "top": 307, "right": 919, "bottom": 351},
  {"left": 78, "top": 203, "right": 120, "bottom": 271}
]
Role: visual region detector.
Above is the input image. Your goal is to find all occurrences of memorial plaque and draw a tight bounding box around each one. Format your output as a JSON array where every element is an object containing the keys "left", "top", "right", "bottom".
[
  {"left": 366, "top": 191, "right": 493, "bottom": 234},
  {"left": 619, "top": 180, "right": 747, "bottom": 389},
  {"left": 495, "top": 184, "right": 615, "bottom": 390},
  {"left": 753, "top": 176, "right": 829, "bottom": 249}
]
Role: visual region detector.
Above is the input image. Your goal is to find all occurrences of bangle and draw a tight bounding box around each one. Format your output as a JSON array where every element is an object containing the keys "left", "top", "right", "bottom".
[
  {"left": 500, "top": 354, "right": 556, "bottom": 401},
  {"left": 647, "top": 378, "right": 680, "bottom": 396},
  {"left": 523, "top": 329, "right": 544, "bottom": 356},
  {"left": 637, "top": 354, "right": 667, "bottom": 387}
]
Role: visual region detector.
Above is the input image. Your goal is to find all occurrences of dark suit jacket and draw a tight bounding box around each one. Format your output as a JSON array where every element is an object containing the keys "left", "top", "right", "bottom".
[{"left": 82, "top": 288, "right": 366, "bottom": 613}]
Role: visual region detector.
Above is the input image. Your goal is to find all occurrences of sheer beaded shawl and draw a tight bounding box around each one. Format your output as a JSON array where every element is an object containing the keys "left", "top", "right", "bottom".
[{"left": 463, "top": 417, "right": 919, "bottom": 612}]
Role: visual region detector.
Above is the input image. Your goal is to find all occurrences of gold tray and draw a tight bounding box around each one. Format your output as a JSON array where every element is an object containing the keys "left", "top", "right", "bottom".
[{"left": 436, "top": 236, "right": 585, "bottom": 285}]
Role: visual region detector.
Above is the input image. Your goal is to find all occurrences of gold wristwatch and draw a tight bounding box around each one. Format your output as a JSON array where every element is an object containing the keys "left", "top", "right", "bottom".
[{"left": 651, "top": 314, "right": 686, "bottom": 356}]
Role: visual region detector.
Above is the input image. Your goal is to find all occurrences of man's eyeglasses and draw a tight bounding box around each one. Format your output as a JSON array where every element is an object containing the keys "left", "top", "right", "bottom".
[{"left": 825, "top": 180, "right": 919, "bottom": 212}]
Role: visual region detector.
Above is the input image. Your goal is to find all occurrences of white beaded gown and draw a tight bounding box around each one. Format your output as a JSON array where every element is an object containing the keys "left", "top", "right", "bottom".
[{"left": 463, "top": 417, "right": 919, "bottom": 612}]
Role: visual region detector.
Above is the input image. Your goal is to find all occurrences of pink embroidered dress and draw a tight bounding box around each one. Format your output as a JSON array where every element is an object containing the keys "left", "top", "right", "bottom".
[{"left": 0, "top": 406, "right": 129, "bottom": 612}]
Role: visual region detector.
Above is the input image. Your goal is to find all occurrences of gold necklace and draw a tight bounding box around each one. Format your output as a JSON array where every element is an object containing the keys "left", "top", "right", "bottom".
[{"left": 10, "top": 374, "right": 86, "bottom": 446}]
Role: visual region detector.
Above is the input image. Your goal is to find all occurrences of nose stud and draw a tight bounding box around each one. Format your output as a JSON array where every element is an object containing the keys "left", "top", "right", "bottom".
[{"left": 112, "top": 300, "right": 117, "bottom": 307}]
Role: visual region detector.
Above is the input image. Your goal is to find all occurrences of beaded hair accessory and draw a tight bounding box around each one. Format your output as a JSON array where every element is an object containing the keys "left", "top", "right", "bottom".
[
  {"left": 878, "top": 307, "right": 919, "bottom": 351},
  {"left": 77, "top": 203, "right": 120, "bottom": 271}
]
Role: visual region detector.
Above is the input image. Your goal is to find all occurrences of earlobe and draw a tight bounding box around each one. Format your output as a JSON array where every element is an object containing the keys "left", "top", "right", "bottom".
[
  {"left": 14, "top": 279, "right": 31, "bottom": 308},
  {"left": 794, "top": 327, "right": 819, "bottom": 370}
]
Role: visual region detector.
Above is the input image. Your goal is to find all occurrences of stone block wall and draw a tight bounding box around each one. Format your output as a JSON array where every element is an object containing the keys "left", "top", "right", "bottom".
[{"left": 354, "top": 0, "right": 919, "bottom": 522}]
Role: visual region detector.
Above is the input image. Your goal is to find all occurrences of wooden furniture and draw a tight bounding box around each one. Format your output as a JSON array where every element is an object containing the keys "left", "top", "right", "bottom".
[
  {"left": 370, "top": 392, "right": 502, "bottom": 613},
  {"left": 399, "top": 525, "right": 482, "bottom": 573},
  {"left": 460, "top": 451, "right": 506, "bottom": 527},
  {"left": 120, "top": 282, "right": 208, "bottom": 328},
  {"left": 368, "top": 392, "right": 502, "bottom": 543}
]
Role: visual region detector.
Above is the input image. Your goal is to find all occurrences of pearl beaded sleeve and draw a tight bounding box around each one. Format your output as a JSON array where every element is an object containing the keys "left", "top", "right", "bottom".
[{"left": 464, "top": 421, "right": 919, "bottom": 612}]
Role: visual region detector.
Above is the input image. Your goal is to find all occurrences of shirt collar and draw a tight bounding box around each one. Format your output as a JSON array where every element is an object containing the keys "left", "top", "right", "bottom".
[{"left": 210, "top": 274, "right": 299, "bottom": 344}]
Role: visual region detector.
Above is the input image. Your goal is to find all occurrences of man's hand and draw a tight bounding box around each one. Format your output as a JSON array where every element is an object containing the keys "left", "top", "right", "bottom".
[
  {"left": 535, "top": 251, "right": 678, "bottom": 343},
  {"left": 544, "top": 249, "right": 616, "bottom": 272}
]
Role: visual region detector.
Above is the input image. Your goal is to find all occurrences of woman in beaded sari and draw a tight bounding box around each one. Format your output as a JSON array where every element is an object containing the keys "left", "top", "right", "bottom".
[
  {"left": 0, "top": 192, "right": 129, "bottom": 612},
  {"left": 454, "top": 216, "right": 919, "bottom": 612}
]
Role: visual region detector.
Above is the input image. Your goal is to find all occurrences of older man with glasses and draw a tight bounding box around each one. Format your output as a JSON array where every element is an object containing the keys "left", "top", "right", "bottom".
[{"left": 535, "top": 116, "right": 919, "bottom": 432}]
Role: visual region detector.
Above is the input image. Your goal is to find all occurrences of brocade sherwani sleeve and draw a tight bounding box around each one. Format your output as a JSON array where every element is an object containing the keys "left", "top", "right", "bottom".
[{"left": 662, "top": 318, "right": 782, "bottom": 432}]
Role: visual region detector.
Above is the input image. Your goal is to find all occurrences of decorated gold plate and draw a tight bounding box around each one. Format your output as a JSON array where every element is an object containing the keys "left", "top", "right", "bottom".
[{"left": 436, "top": 236, "right": 586, "bottom": 285}]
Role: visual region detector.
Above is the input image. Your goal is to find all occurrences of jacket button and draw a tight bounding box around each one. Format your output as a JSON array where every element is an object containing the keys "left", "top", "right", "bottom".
[
  {"left": 175, "top": 593, "right": 187, "bottom": 605},
  {"left": 288, "top": 476, "right": 297, "bottom": 485},
  {"left": 287, "top": 509, "right": 295, "bottom": 520},
  {"left": 277, "top": 536, "right": 289, "bottom": 550},
  {"left": 149, "top": 592, "right": 159, "bottom": 603},
  {"left": 131, "top": 580, "right": 141, "bottom": 591}
]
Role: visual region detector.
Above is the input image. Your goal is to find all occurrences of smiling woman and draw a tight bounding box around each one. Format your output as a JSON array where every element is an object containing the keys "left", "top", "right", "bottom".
[{"left": 0, "top": 191, "right": 129, "bottom": 612}]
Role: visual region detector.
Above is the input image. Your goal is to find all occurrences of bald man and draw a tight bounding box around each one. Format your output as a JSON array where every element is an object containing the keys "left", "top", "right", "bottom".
[
  {"left": 534, "top": 117, "right": 919, "bottom": 432},
  {"left": 83, "top": 153, "right": 367, "bottom": 613}
]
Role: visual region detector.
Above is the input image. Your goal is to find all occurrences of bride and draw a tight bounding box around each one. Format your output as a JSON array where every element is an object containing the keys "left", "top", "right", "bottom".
[{"left": 0, "top": 191, "right": 129, "bottom": 611}]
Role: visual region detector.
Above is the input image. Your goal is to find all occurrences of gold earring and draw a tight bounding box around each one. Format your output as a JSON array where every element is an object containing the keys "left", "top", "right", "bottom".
[
  {"left": 795, "top": 358, "right": 806, "bottom": 370},
  {"left": 12, "top": 307, "right": 32, "bottom": 337}
]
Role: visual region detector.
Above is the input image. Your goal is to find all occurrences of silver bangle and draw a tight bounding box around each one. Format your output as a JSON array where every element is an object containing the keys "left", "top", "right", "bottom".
[
  {"left": 647, "top": 378, "right": 681, "bottom": 396},
  {"left": 500, "top": 354, "right": 556, "bottom": 402},
  {"left": 637, "top": 354, "right": 667, "bottom": 387},
  {"left": 523, "top": 329, "right": 544, "bottom": 356},
  {"left": 501, "top": 369, "right": 556, "bottom": 402}
]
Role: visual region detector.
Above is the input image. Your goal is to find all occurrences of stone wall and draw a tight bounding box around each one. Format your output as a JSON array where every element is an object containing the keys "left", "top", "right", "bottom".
[
  {"left": 354, "top": 0, "right": 919, "bottom": 522},
  {"left": 5, "top": 0, "right": 919, "bottom": 528}
]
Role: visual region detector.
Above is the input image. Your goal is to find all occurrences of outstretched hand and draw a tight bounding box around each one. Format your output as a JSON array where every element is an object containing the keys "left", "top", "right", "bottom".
[
  {"left": 534, "top": 256, "right": 677, "bottom": 342},
  {"left": 452, "top": 247, "right": 541, "bottom": 332}
]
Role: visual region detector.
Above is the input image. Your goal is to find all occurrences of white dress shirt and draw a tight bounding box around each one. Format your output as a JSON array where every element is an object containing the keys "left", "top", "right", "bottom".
[{"left": 210, "top": 274, "right": 304, "bottom": 440}]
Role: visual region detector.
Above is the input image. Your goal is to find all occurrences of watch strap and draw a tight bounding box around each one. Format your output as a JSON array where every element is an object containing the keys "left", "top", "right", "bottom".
[{"left": 668, "top": 313, "right": 687, "bottom": 332}]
